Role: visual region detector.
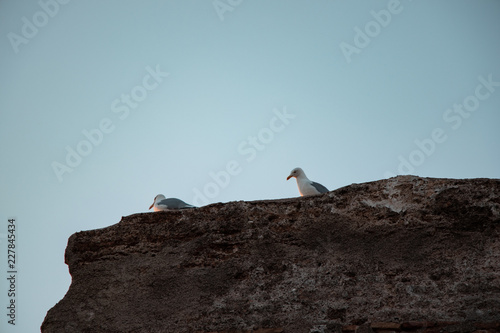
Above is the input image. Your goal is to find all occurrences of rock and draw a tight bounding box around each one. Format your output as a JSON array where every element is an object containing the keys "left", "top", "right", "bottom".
[
  {"left": 370, "top": 322, "right": 400, "bottom": 330},
  {"left": 41, "top": 176, "right": 500, "bottom": 332}
]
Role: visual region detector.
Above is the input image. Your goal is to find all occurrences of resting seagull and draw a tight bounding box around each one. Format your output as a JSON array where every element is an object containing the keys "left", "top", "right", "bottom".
[
  {"left": 287, "top": 167, "right": 329, "bottom": 196},
  {"left": 149, "top": 194, "right": 196, "bottom": 211}
]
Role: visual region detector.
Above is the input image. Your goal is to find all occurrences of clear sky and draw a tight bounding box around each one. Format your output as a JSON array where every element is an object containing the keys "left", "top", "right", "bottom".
[{"left": 0, "top": 1, "right": 499, "bottom": 331}]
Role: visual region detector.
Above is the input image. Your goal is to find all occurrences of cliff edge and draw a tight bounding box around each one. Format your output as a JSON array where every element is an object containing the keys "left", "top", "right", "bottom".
[{"left": 42, "top": 176, "right": 500, "bottom": 333}]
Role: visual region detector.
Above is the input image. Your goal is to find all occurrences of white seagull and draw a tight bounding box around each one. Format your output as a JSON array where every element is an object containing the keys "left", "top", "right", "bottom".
[
  {"left": 287, "top": 167, "right": 329, "bottom": 196},
  {"left": 149, "top": 194, "right": 196, "bottom": 211}
]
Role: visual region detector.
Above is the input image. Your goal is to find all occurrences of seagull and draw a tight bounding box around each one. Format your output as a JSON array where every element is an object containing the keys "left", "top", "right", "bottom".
[
  {"left": 286, "top": 167, "right": 329, "bottom": 196},
  {"left": 149, "top": 194, "right": 196, "bottom": 211}
]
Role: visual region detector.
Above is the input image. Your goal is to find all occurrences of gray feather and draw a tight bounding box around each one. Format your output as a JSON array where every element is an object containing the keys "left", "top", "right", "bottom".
[
  {"left": 311, "top": 181, "right": 329, "bottom": 194},
  {"left": 158, "top": 198, "right": 195, "bottom": 209}
]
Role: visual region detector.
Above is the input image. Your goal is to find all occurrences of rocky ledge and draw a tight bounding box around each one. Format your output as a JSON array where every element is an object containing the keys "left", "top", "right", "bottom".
[{"left": 42, "top": 176, "right": 500, "bottom": 333}]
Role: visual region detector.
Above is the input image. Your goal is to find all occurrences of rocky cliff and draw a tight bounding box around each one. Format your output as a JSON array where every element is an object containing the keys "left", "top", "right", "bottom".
[{"left": 42, "top": 176, "right": 500, "bottom": 333}]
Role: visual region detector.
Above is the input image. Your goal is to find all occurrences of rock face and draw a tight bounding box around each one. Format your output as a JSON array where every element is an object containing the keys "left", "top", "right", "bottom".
[{"left": 42, "top": 176, "right": 500, "bottom": 333}]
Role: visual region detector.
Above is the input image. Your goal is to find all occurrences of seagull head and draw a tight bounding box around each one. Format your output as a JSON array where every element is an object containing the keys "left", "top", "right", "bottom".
[
  {"left": 287, "top": 167, "right": 305, "bottom": 180},
  {"left": 149, "top": 194, "right": 166, "bottom": 210}
]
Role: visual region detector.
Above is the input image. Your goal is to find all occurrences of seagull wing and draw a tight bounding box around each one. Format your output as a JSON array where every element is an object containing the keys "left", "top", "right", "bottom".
[
  {"left": 159, "top": 198, "right": 195, "bottom": 209},
  {"left": 310, "top": 181, "right": 329, "bottom": 194}
]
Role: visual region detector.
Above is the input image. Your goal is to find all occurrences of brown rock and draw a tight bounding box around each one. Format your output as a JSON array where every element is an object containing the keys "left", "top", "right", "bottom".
[
  {"left": 475, "top": 322, "right": 500, "bottom": 329},
  {"left": 370, "top": 322, "right": 400, "bottom": 330},
  {"left": 41, "top": 176, "right": 500, "bottom": 332},
  {"left": 401, "top": 321, "right": 436, "bottom": 329},
  {"left": 356, "top": 324, "right": 375, "bottom": 333}
]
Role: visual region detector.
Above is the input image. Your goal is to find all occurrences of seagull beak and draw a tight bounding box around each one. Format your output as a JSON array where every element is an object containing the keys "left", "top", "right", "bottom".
[
  {"left": 286, "top": 175, "right": 292, "bottom": 180},
  {"left": 149, "top": 203, "right": 154, "bottom": 210}
]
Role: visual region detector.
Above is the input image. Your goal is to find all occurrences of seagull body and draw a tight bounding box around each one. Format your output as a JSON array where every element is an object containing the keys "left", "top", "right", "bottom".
[
  {"left": 287, "top": 167, "right": 329, "bottom": 196},
  {"left": 149, "top": 194, "right": 195, "bottom": 211}
]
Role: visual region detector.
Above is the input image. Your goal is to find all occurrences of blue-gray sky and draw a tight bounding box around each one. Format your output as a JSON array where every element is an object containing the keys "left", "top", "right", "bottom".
[{"left": 1, "top": 1, "right": 499, "bottom": 331}]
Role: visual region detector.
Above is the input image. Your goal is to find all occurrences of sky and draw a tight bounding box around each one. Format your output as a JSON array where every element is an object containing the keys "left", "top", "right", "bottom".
[{"left": 0, "top": 1, "right": 499, "bottom": 331}]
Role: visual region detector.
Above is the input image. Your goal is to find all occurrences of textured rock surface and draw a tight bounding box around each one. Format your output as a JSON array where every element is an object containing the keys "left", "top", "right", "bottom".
[{"left": 42, "top": 176, "right": 500, "bottom": 333}]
